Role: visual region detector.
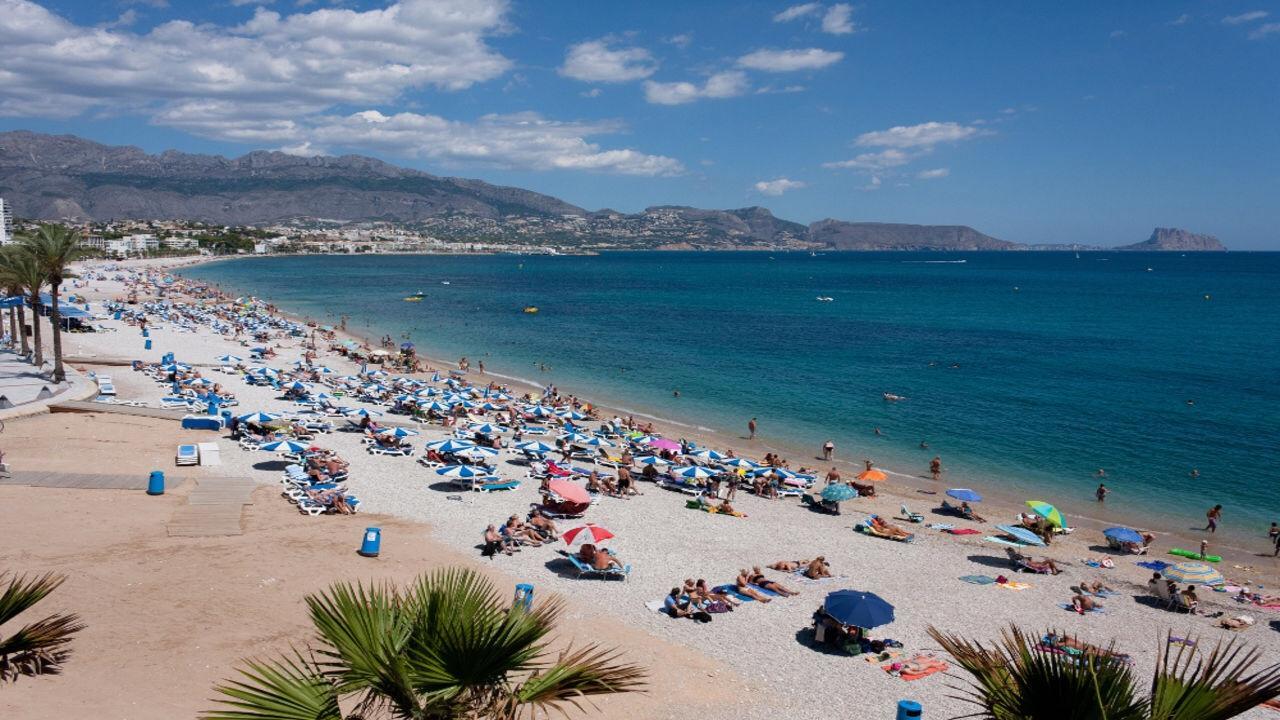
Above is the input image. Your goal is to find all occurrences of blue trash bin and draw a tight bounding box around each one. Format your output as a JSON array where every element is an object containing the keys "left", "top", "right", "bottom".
[
  {"left": 144, "top": 339, "right": 152, "bottom": 350},
  {"left": 147, "top": 470, "right": 165, "bottom": 496},
  {"left": 142, "top": 328, "right": 149, "bottom": 337},
  {"left": 896, "top": 700, "right": 922, "bottom": 720},
  {"left": 113, "top": 311, "right": 122, "bottom": 320},
  {"left": 513, "top": 583, "right": 534, "bottom": 610},
  {"left": 358, "top": 527, "right": 382, "bottom": 557}
]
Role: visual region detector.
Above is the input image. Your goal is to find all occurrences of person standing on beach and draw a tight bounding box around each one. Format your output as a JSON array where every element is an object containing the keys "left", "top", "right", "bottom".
[
  {"left": 930, "top": 456, "right": 942, "bottom": 482},
  {"left": 1204, "top": 504, "right": 1222, "bottom": 533},
  {"left": 1096, "top": 484, "right": 1109, "bottom": 502},
  {"left": 822, "top": 440, "right": 834, "bottom": 461},
  {"left": 748, "top": 418, "right": 757, "bottom": 440}
]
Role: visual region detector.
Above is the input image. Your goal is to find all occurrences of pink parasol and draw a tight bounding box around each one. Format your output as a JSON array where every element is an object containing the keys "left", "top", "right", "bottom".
[
  {"left": 546, "top": 479, "right": 590, "bottom": 505},
  {"left": 647, "top": 437, "right": 682, "bottom": 452}
]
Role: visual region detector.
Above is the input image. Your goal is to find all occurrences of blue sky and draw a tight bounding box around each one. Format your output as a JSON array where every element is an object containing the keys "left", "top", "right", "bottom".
[{"left": 1, "top": 1, "right": 1277, "bottom": 248}]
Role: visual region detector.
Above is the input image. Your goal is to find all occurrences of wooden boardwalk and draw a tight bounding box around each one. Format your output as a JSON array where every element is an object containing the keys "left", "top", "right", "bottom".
[
  {"left": 0, "top": 471, "right": 160, "bottom": 489},
  {"left": 50, "top": 400, "right": 189, "bottom": 421},
  {"left": 168, "top": 476, "right": 257, "bottom": 537}
]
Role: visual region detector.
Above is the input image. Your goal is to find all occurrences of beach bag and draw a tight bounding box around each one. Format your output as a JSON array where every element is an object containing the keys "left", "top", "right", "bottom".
[
  {"left": 691, "top": 610, "right": 713, "bottom": 623},
  {"left": 705, "top": 601, "right": 730, "bottom": 614}
]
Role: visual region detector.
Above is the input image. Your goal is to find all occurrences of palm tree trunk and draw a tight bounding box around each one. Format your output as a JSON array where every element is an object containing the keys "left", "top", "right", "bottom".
[
  {"left": 28, "top": 290, "right": 43, "bottom": 369},
  {"left": 7, "top": 307, "right": 16, "bottom": 349},
  {"left": 16, "top": 304, "right": 30, "bottom": 356},
  {"left": 49, "top": 281, "right": 65, "bottom": 383}
]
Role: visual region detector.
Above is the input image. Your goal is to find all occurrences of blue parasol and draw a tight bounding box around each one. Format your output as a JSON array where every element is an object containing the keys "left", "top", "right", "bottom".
[{"left": 823, "top": 589, "right": 895, "bottom": 628}]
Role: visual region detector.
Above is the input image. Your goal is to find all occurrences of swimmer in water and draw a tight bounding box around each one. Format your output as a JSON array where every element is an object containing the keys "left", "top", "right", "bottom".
[
  {"left": 874, "top": 427, "right": 882, "bottom": 436},
  {"left": 919, "top": 441, "right": 929, "bottom": 449}
]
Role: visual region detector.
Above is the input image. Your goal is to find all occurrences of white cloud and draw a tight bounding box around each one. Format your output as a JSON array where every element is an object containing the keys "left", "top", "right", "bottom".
[
  {"left": 854, "top": 121, "right": 982, "bottom": 149},
  {"left": 773, "top": 3, "right": 821, "bottom": 22},
  {"left": 307, "top": 111, "right": 684, "bottom": 175},
  {"left": 664, "top": 33, "right": 693, "bottom": 48},
  {"left": 1223, "top": 10, "right": 1268, "bottom": 24},
  {"left": 278, "top": 141, "right": 325, "bottom": 156},
  {"left": 753, "top": 177, "right": 805, "bottom": 196},
  {"left": 1251, "top": 22, "right": 1280, "bottom": 38},
  {"left": 580, "top": 88, "right": 602, "bottom": 98},
  {"left": 102, "top": 9, "right": 138, "bottom": 28},
  {"left": 1170, "top": 13, "right": 1191, "bottom": 25},
  {"left": 916, "top": 168, "right": 949, "bottom": 179},
  {"left": 231, "top": 0, "right": 276, "bottom": 6},
  {"left": 559, "top": 38, "right": 656, "bottom": 83},
  {"left": 644, "top": 70, "right": 749, "bottom": 105},
  {"left": 861, "top": 176, "right": 882, "bottom": 191},
  {"left": 737, "top": 48, "right": 843, "bottom": 72},
  {"left": 822, "top": 4, "right": 854, "bottom": 34},
  {"left": 821, "top": 148, "right": 912, "bottom": 170}
]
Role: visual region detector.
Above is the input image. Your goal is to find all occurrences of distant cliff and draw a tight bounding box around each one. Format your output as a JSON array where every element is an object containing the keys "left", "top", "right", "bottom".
[
  {"left": 1117, "top": 228, "right": 1227, "bottom": 252},
  {"left": 808, "top": 220, "right": 1017, "bottom": 251}
]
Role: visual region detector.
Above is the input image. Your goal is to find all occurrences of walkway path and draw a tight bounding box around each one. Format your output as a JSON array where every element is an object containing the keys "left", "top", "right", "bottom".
[
  {"left": 0, "top": 470, "right": 156, "bottom": 489},
  {"left": 167, "top": 476, "right": 257, "bottom": 537}
]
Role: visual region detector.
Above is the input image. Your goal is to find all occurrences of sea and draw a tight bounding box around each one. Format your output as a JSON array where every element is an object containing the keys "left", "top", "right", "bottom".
[{"left": 182, "top": 251, "right": 1280, "bottom": 545}]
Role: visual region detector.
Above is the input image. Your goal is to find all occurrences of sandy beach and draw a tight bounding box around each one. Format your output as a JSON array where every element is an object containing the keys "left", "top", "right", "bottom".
[{"left": 4, "top": 256, "right": 1279, "bottom": 720}]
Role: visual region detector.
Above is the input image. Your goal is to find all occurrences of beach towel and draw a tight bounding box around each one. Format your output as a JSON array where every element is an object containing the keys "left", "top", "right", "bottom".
[
  {"left": 925, "top": 523, "right": 954, "bottom": 531},
  {"left": 712, "top": 585, "right": 755, "bottom": 603},
  {"left": 1060, "top": 603, "right": 1105, "bottom": 615},
  {"left": 792, "top": 570, "right": 846, "bottom": 584},
  {"left": 960, "top": 575, "right": 996, "bottom": 585},
  {"left": 995, "top": 581, "right": 1031, "bottom": 591},
  {"left": 884, "top": 655, "right": 949, "bottom": 681},
  {"left": 947, "top": 528, "right": 981, "bottom": 535},
  {"left": 1137, "top": 560, "right": 1170, "bottom": 572},
  {"left": 644, "top": 600, "right": 667, "bottom": 614},
  {"left": 984, "top": 536, "right": 1027, "bottom": 547}
]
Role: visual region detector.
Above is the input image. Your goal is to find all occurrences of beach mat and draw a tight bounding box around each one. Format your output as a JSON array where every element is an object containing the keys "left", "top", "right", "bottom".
[
  {"left": 792, "top": 570, "right": 846, "bottom": 584},
  {"left": 960, "top": 575, "right": 996, "bottom": 585},
  {"left": 995, "top": 581, "right": 1031, "bottom": 591},
  {"left": 1137, "top": 560, "right": 1170, "bottom": 572},
  {"left": 1059, "top": 603, "right": 1105, "bottom": 615},
  {"left": 948, "top": 528, "right": 981, "bottom": 535},
  {"left": 712, "top": 585, "right": 755, "bottom": 603},
  {"left": 984, "top": 536, "right": 1028, "bottom": 547},
  {"left": 645, "top": 600, "right": 667, "bottom": 614}
]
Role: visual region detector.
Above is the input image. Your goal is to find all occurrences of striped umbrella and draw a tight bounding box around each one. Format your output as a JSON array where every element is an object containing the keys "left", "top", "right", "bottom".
[
  {"left": 720, "top": 457, "right": 759, "bottom": 469},
  {"left": 515, "top": 440, "right": 555, "bottom": 454},
  {"left": 421, "top": 401, "right": 454, "bottom": 413},
  {"left": 238, "top": 411, "right": 280, "bottom": 424},
  {"left": 215, "top": 354, "right": 243, "bottom": 364},
  {"left": 1165, "top": 562, "right": 1225, "bottom": 586},
  {"left": 555, "top": 409, "right": 587, "bottom": 420},
  {"left": 455, "top": 446, "right": 500, "bottom": 460},
  {"left": 249, "top": 367, "right": 278, "bottom": 377},
  {"left": 634, "top": 455, "right": 669, "bottom": 466},
  {"left": 435, "top": 464, "right": 490, "bottom": 478},
  {"left": 344, "top": 408, "right": 383, "bottom": 418},
  {"left": 468, "top": 423, "right": 506, "bottom": 435},
  {"left": 995, "top": 525, "right": 1047, "bottom": 547},
  {"left": 562, "top": 523, "right": 614, "bottom": 548},
  {"left": 260, "top": 440, "right": 312, "bottom": 454},
  {"left": 281, "top": 381, "right": 312, "bottom": 392},
  {"left": 675, "top": 465, "right": 716, "bottom": 479},
  {"left": 426, "top": 439, "right": 477, "bottom": 453},
  {"left": 690, "top": 449, "right": 727, "bottom": 462},
  {"left": 377, "top": 427, "right": 420, "bottom": 439},
  {"left": 1025, "top": 500, "right": 1066, "bottom": 529}
]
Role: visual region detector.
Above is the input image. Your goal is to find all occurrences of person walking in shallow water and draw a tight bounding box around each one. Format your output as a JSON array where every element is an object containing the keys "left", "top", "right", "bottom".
[
  {"left": 1204, "top": 504, "right": 1222, "bottom": 533},
  {"left": 930, "top": 456, "right": 942, "bottom": 482},
  {"left": 747, "top": 417, "right": 757, "bottom": 440},
  {"left": 822, "top": 440, "right": 834, "bottom": 461},
  {"left": 1096, "top": 484, "right": 1109, "bottom": 503}
]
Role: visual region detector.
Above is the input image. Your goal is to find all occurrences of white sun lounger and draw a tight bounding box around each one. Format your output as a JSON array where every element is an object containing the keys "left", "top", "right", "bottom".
[{"left": 175, "top": 444, "right": 199, "bottom": 466}]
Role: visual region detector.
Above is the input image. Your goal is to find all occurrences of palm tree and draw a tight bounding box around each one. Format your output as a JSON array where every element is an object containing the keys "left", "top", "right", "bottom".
[
  {"left": 21, "top": 225, "right": 83, "bottom": 383},
  {"left": 0, "top": 247, "right": 29, "bottom": 355},
  {"left": 928, "top": 624, "right": 1280, "bottom": 719},
  {"left": 204, "top": 567, "right": 646, "bottom": 720},
  {"left": 0, "top": 572, "right": 85, "bottom": 683},
  {"left": 2, "top": 248, "right": 46, "bottom": 369}
]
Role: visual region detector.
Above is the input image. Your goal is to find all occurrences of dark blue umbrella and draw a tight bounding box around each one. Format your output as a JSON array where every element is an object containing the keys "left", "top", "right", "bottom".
[
  {"left": 946, "top": 488, "right": 983, "bottom": 503},
  {"left": 1104, "top": 527, "right": 1143, "bottom": 544},
  {"left": 823, "top": 590, "right": 895, "bottom": 628}
]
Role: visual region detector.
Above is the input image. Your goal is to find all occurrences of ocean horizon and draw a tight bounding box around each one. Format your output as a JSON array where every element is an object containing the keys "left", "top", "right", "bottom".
[{"left": 182, "top": 250, "right": 1280, "bottom": 546}]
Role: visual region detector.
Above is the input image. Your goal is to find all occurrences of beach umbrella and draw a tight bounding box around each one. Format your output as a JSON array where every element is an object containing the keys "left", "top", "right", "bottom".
[
  {"left": 426, "top": 438, "right": 477, "bottom": 453},
  {"left": 260, "top": 440, "right": 311, "bottom": 455},
  {"left": 546, "top": 479, "right": 590, "bottom": 505},
  {"left": 1165, "top": 562, "right": 1225, "bottom": 586},
  {"left": 996, "top": 524, "right": 1047, "bottom": 547},
  {"left": 647, "top": 437, "right": 682, "bottom": 452},
  {"left": 1026, "top": 500, "right": 1067, "bottom": 529},
  {"left": 946, "top": 488, "right": 983, "bottom": 503},
  {"left": 675, "top": 465, "right": 716, "bottom": 479},
  {"left": 422, "top": 401, "right": 453, "bottom": 413},
  {"left": 821, "top": 484, "right": 858, "bottom": 502},
  {"left": 468, "top": 422, "right": 506, "bottom": 435},
  {"left": 456, "top": 446, "right": 499, "bottom": 460},
  {"left": 216, "top": 354, "right": 243, "bottom": 364},
  {"left": 633, "top": 455, "right": 669, "bottom": 466},
  {"left": 1103, "top": 527, "right": 1144, "bottom": 544},
  {"left": 690, "top": 449, "right": 727, "bottom": 462},
  {"left": 186, "top": 378, "right": 211, "bottom": 387},
  {"left": 555, "top": 408, "right": 587, "bottom": 421},
  {"left": 161, "top": 363, "right": 190, "bottom": 372},
  {"left": 344, "top": 408, "right": 383, "bottom": 418},
  {"left": 515, "top": 440, "right": 555, "bottom": 454},
  {"left": 527, "top": 405, "right": 555, "bottom": 418},
  {"left": 856, "top": 468, "right": 888, "bottom": 482},
  {"left": 377, "top": 427, "right": 420, "bottom": 439},
  {"left": 281, "top": 381, "right": 312, "bottom": 392},
  {"left": 822, "top": 589, "right": 895, "bottom": 629},
  {"left": 315, "top": 366, "right": 335, "bottom": 375},
  {"left": 479, "top": 402, "right": 506, "bottom": 412},
  {"left": 720, "top": 457, "right": 759, "bottom": 469},
  {"left": 562, "top": 523, "right": 614, "bottom": 548},
  {"left": 238, "top": 411, "right": 280, "bottom": 424},
  {"left": 435, "top": 464, "right": 490, "bottom": 479}
]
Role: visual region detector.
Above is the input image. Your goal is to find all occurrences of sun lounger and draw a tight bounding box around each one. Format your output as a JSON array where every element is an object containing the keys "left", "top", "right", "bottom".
[
  {"left": 900, "top": 504, "right": 925, "bottom": 523},
  {"left": 175, "top": 444, "right": 199, "bottom": 466},
  {"left": 856, "top": 519, "right": 915, "bottom": 543},
  {"left": 181, "top": 415, "right": 223, "bottom": 431},
  {"left": 657, "top": 477, "right": 703, "bottom": 495},
  {"left": 96, "top": 376, "right": 117, "bottom": 396},
  {"left": 560, "top": 551, "right": 630, "bottom": 580},
  {"left": 367, "top": 445, "right": 413, "bottom": 457},
  {"left": 475, "top": 479, "right": 520, "bottom": 493}
]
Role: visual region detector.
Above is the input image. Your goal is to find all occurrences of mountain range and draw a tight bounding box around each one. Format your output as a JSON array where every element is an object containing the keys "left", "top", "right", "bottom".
[{"left": 0, "top": 131, "right": 1222, "bottom": 251}]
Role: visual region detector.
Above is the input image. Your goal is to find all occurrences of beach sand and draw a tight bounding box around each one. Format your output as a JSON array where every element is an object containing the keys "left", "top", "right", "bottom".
[{"left": 4, "top": 256, "right": 1278, "bottom": 719}]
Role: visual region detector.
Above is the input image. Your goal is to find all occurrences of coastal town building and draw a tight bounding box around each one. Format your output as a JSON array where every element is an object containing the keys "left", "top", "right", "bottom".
[{"left": 0, "top": 197, "right": 13, "bottom": 245}]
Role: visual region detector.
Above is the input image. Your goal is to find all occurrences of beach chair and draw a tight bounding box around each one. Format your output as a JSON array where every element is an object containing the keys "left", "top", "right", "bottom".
[
  {"left": 96, "top": 376, "right": 117, "bottom": 396},
  {"left": 1004, "top": 547, "right": 1051, "bottom": 574},
  {"left": 175, "top": 444, "right": 199, "bottom": 466},
  {"left": 561, "top": 551, "right": 631, "bottom": 581},
  {"left": 475, "top": 479, "right": 520, "bottom": 493},
  {"left": 856, "top": 516, "right": 915, "bottom": 543},
  {"left": 367, "top": 444, "right": 413, "bottom": 457},
  {"left": 900, "top": 504, "right": 925, "bottom": 523}
]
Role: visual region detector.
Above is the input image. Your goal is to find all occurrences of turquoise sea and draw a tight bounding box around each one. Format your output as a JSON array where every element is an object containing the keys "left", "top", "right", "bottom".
[{"left": 183, "top": 251, "right": 1280, "bottom": 544}]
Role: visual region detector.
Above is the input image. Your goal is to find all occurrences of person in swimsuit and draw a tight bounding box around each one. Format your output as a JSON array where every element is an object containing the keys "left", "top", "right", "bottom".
[
  {"left": 748, "top": 566, "right": 799, "bottom": 596},
  {"left": 804, "top": 556, "right": 833, "bottom": 579},
  {"left": 733, "top": 572, "right": 772, "bottom": 603}
]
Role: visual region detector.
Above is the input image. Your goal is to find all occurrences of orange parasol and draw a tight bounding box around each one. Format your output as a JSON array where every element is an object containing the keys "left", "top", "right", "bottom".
[{"left": 856, "top": 468, "right": 888, "bottom": 482}]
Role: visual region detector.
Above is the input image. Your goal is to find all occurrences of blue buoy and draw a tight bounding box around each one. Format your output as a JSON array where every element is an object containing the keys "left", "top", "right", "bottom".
[
  {"left": 513, "top": 583, "right": 534, "bottom": 610},
  {"left": 144, "top": 339, "right": 152, "bottom": 350},
  {"left": 358, "top": 527, "right": 381, "bottom": 557},
  {"left": 896, "top": 700, "right": 922, "bottom": 719},
  {"left": 147, "top": 470, "right": 165, "bottom": 496}
]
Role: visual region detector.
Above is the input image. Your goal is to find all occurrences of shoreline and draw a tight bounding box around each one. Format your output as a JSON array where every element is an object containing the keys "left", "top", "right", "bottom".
[{"left": 170, "top": 254, "right": 1279, "bottom": 573}]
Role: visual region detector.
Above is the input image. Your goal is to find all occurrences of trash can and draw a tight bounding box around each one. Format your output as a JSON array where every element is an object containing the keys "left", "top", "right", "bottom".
[
  {"left": 142, "top": 328, "right": 149, "bottom": 338},
  {"left": 358, "top": 527, "right": 381, "bottom": 557},
  {"left": 144, "top": 339, "right": 152, "bottom": 350},
  {"left": 513, "top": 583, "right": 534, "bottom": 610},
  {"left": 147, "top": 470, "right": 165, "bottom": 496},
  {"left": 896, "top": 700, "right": 922, "bottom": 719}
]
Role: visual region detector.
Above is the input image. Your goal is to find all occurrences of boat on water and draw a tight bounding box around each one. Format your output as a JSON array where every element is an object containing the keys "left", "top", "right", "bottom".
[
  {"left": 883, "top": 392, "right": 905, "bottom": 402},
  {"left": 403, "top": 291, "right": 426, "bottom": 302},
  {"left": 523, "top": 306, "right": 539, "bottom": 314},
  {"left": 816, "top": 296, "right": 834, "bottom": 302}
]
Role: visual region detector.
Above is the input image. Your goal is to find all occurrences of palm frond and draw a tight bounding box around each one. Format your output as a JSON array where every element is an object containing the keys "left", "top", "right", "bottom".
[
  {"left": 203, "top": 650, "right": 342, "bottom": 720},
  {"left": 1149, "top": 631, "right": 1280, "bottom": 720},
  {"left": 0, "top": 572, "right": 84, "bottom": 683},
  {"left": 504, "top": 644, "right": 647, "bottom": 720},
  {"left": 0, "top": 572, "right": 65, "bottom": 626}
]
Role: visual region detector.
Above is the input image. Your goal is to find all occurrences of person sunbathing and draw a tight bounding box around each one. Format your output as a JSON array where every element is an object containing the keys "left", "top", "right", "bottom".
[
  {"left": 1078, "top": 580, "right": 1114, "bottom": 595},
  {"left": 528, "top": 510, "right": 559, "bottom": 541},
  {"left": 580, "top": 544, "right": 624, "bottom": 571},
  {"left": 749, "top": 566, "right": 799, "bottom": 596},
  {"left": 717, "top": 498, "right": 739, "bottom": 515},
  {"left": 804, "top": 556, "right": 833, "bottom": 579},
  {"left": 694, "top": 578, "right": 740, "bottom": 607},
  {"left": 504, "top": 517, "right": 543, "bottom": 546},
  {"left": 768, "top": 559, "right": 811, "bottom": 573},
  {"left": 1042, "top": 633, "right": 1128, "bottom": 660},
  {"left": 960, "top": 502, "right": 986, "bottom": 523},
  {"left": 482, "top": 524, "right": 513, "bottom": 557},
  {"left": 733, "top": 573, "right": 772, "bottom": 603},
  {"left": 1071, "top": 593, "right": 1103, "bottom": 614},
  {"left": 1009, "top": 549, "right": 1060, "bottom": 575},
  {"left": 868, "top": 516, "right": 911, "bottom": 540}
]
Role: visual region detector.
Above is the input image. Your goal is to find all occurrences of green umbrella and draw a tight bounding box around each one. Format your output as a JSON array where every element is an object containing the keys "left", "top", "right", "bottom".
[
  {"left": 1026, "top": 500, "right": 1066, "bottom": 529},
  {"left": 821, "top": 484, "right": 858, "bottom": 502}
]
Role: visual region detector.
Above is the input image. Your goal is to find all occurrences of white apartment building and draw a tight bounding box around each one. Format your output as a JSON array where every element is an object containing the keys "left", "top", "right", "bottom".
[{"left": 0, "top": 198, "right": 13, "bottom": 245}]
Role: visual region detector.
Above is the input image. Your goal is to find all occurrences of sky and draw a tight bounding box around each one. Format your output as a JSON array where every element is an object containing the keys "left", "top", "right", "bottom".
[{"left": 0, "top": 1, "right": 1277, "bottom": 248}]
